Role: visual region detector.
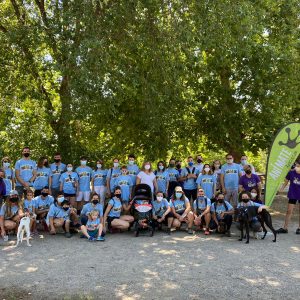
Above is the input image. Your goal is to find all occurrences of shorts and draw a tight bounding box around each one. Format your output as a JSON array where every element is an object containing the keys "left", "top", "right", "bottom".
[
  {"left": 77, "top": 191, "right": 91, "bottom": 202},
  {"left": 87, "top": 229, "right": 99, "bottom": 238},
  {"left": 107, "top": 216, "right": 119, "bottom": 229},
  {"left": 184, "top": 189, "right": 197, "bottom": 202},
  {"left": 288, "top": 199, "right": 300, "bottom": 205},
  {"left": 64, "top": 193, "right": 76, "bottom": 198},
  {"left": 155, "top": 212, "right": 173, "bottom": 225},
  {"left": 94, "top": 186, "right": 106, "bottom": 203},
  {"left": 224, "top": 188, "right": 239, "bottom": 206}
]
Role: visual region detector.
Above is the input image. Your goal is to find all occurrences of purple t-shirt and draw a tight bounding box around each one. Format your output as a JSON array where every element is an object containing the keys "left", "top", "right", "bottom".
[
  {"left": 239, "top": 174, "right": 261, "bottom": 191},
  {"left": 286, "top": 170, "right": 300, "bottom": 200}
]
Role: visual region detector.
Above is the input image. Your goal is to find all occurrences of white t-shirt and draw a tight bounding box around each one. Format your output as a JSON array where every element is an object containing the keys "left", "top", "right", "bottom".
[{"left": 137, "top": 171, "right": 156, "bottom": 192}]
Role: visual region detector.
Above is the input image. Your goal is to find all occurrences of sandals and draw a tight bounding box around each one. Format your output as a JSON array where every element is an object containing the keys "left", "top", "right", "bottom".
[{"left": 276, "top": 228, "right": 288, "bottom": 234}]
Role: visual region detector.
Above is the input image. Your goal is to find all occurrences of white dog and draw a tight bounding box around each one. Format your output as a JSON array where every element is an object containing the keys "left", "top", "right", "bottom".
[{"left": 16, "top": 216, "right": 32, "bottom": 247}]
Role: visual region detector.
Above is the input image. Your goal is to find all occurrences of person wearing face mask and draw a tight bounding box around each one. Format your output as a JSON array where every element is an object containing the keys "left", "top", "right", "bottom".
[
  {"left": 155, "top": 161, "right": 170, "bottom": 196},
  {"left": 152, "top": 191, "right": 173, "bottom": 234},
  {"left": 220, "top": 154, "right": 243, "bottom": 209},
  {"left": 15, "top": 146, "right": 37, "bottom": 198},
  {"left": 238, "top": 165, "right": 262, "bottom": 197},
  {"left": 240, "top": 155, "right": 256, "bottom": 176},
  {"left": 75, "top": 156, "right": 93, "bottom": 212},
  {"left": 193, "top": 188, "right": 212, "bottom": 235},
  {"left": 80, "top": 192, "right": 105, "bottom": 237},
  {"left": 1, "top": 157, "right": 15, "bottom": 201},
  {"left": 249, "top": 187, "right": 262, "bottom": 204},
  {"left": 34, "top": 187, "right": 54, "bottom": 230},
  {"left": 212, "top": 160, "right": 222, "bottom": 192},
  {"left": 59, "top": 164, "right": 79, "bottom": 212},
  {"left": 114, "top": 166, "right": 133, "bottom": 202},
  {"left": 277, "top": 161, "right": 300, "bottom": 234},
  {"left": 196, "top": 164, "right": 216, "bottom": 200},
  {"left": 49, "top": 153, "right": 66, "bottom": 200},
  {"left": 33, "top": 157, "right": 51, "bottom": 197},
  {"left": 166, "top": 158, "right": 180, "bottom": 198},
  {"left": 0, "top": 190, "right": 25, "bottom": 242},
  {"left": 0, "top": 169, "right": 6, "bottom": 206},
  {"left": 106, "top": 158, "right": 121, "bottom": 197},
  {"left": 210, "top": 192, "right": 234, "bottom": 236},
  {"left": 91, "top": 159, "right": 108, "bottom": 205},
  {"left": 170, "top": 186, "right": 194, "bottom": 234},
  {"left": 180, "top": 156, "right": 200, "bottom": 204},
  {"left": 136, "top": 162, "right": 157, "bottom": 194},
  {"left": 127, "top": 154, "right": 139, "bottom": 188},
  {"left": 103, "top": 186, "right": 134, "bottom": 232},
  {"left": 195, "top": 155, "right": 204, "bottom": 172},
  {"left": 237, "top": 191, "right": 267, "bottom": 234}
]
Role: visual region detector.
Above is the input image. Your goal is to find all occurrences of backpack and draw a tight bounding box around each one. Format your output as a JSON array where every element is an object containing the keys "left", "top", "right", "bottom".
[
  {"left": 213, "top": 201, "right": 228, "bottom": 214},
  {"left": 186, "top": 167, "right": 196, "bottom": 181}
]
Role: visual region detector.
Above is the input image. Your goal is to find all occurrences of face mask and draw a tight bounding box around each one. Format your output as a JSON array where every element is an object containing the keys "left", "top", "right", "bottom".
[
  {"left": 251, "top": 193, "right": 257, "bottom": 198},
  {"left": 115, "top": 194, "right": 121, "bottom": 199},
  {"left": 128, "top": 160, "right": 134, "bottom": 165},
  {"left": 3, "top": 162, "right": 10, "bottom": 168},
  {"left": 54, "top": 158, "right": 61, "bottom": 163},
  {"left": 62, "top": 207, "right": 69, "bottom": 211},
  {"left": 57, "top": 197, "right": 65, "bottom": 203},
  {"left": 198, "top": 196, "right": 205, "bottom": 200},
  {"left": 175, "top": 192, "right": 182, "bottom": 199},
  {"left": 295, "top": 166, "right": 300, "bottom": 172},
  {"left": 204, "top": 167, "right": 210, "bottom": 173},
  {"left": 97, "top": 164, "right": 102, "bottom": 169},
  {"left": 81, "top": 160, "right": 87, "bottom": 166},
  {"left": 241, "top": 159, "right": 247, "bottom": 165},
  {"left": 169, "top": 163, "right": 175, "bottom": 168},
  {"left": 156, "top": 196, "right": 163, "bottom": 202},
  {"left": 242, "top": 198, "right": 249, "bottom": 203},
  {"left": 41, "top": 192, "right": 48, "bottom": 197},
  {"left": 176, "top": 164, "right": 181, "bottom": 169},
  {"left": 188, "top": 162, "right": 193, "bottom": 167},
  {"left": 92, "top": 200, "right": 99, "bottom": 205},
  {"left": 158, "top": 165, "right": 164, "bottom": 170},
  {"left": 217, "top": 199, "right": 224, "bottom": 203},
  {"left": 145, "top": 164, "right": 151, "bottom": 170},
  {"left": 197, "top": 159, "right": 202, "bottom": 163},
  {"left": 67, "top": 167, "right": 73, "bottom": 172},
  {"left": 24, "top": 153, "right": 30, "bottom": 158},
  {"left": 44, "top": 162, "right": 49, "bottom": 167},
  {"left": 227, "top": 159, "right": 233, "bottom": 164},
  {"left": 113, "top": 162, "right": 119, "bottom": 168},
  {"left": 245, "top": 169, "right": 252, "bottom": 175},
  {"left": 214, "top": 164, "right": 220, "bottom": 168},
  {"left": 10, "top": 197, "right": 18, "bottom": 203}
]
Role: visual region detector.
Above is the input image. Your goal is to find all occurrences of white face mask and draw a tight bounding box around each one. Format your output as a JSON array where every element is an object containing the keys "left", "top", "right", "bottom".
[
  {"left": 145, "top": 164, "right": 151, "bottom": 170},
  {"left": 57, "top": 197, "right": 64, "bottom": 203},
  {"left": 113, "top": 162, "right": 119, "bottom": 168},
  {"left": 251, "top": 193, "right": 257, "bottom": 198},
  {"left": 158, "top": 165, "right": 164, "bottom": 170},
  {"left": 156, "top": 196, "right": 163, "bottom": 202},
  {"left": 295, "top": 166, "right": 300, "bottom": 173},
  {"left": 67, "top": 167, "right": 73, "bottom": 172},
  {"left": 97, "top": 164, "right": 102, "bottom": 169},
  {"left": 3, "top": 162, "right": 10, "bottom": 168},
  {"left": 81, "top": 160, "right": 87, "bottom": 166},
  {"left": 204, "top": 167, "right": 210, "bottom": 173},
  {"left": 241, "top": 159, "right": 247, "bottom": 165},
  {"left": 128, "top": 160, "right": 134, "bottom": 165},
  {"left": 227, "top": 159, "right": 233, "bottom": 164}
]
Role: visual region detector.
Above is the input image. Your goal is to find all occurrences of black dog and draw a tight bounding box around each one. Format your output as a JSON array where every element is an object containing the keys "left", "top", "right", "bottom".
[{"left": 237, "top": 206, "right": 277, "bottom": 244}]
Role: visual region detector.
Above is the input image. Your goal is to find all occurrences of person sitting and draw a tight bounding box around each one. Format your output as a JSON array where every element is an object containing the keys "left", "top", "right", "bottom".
[
  {"left": 170, "top": 186, "right": 194, "bottom": 234},
  {"left": 210, "top": 192, "right": 234, "bottom": 236},
  {"left": 103, "top": 186, "right": 134, "bottom": 232},
  {"left": 83, "top": 210, "right": 104, "bottom": 241},
  {"left": 23, "top": 189, "right": 38, "bottom": 235},
  {"left": 193, "top": 188, "right": 211, "bottom": 235}
]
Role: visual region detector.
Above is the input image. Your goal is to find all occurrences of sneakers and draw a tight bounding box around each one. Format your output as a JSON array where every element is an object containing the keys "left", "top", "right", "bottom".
[
  {"left": 96, "top": 236, "right": 105, "bottom": 241},
  {"left": 204, "top": 230, "right": 210, "bottom": 235},
  {"left": 166, "top": 228, "right": 171, "bottom": 235},
  {"left": 65, "top": 232, "right": 72, "bottom": 238},
  {"left": 3, "top": 235, "right": 8, "bottom": 242},
  {"left": 276, "top": 228, "right": 288, "bottom": 234},
  {"left": 88, "top": 236, "right": 96, "bottom": 241},
  {"left": 296, "top": 228, "right": 300, "bottom": 235},
  {"left": 188, "top": 228, "right": 193, "bottom": 234},
  {"left": 226, "top": 230, "right": 231, "bottom": 237}
]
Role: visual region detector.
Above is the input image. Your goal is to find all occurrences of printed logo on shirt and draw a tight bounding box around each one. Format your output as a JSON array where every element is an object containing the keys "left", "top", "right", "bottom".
[
  {"left": 52, "top": 170, "right": 62, "bottom": 175},
  {"left": 118, "top": 180, "right": 129, "bottom": 186},
  {"left": 225, "top": 169, "right": 238, "bottom": 174},
  {"left": 128, "top": 170, "right": 136, "bottom": 175},
  {"left": 79, "top": 172, "right": 90, "bottom": 178},
  {"left": 112, "top": 174, "right": 120, "bottom": 178},
  {"left": 247, "top": 181, "right": 257, "bottom": 188},
  {"left": 202, "top": 178, "right": 213, "bottom": 183},
  {"left": 65, "top": 177, "right": 75, "bottom": 183},
  {"left": 293, "top": 178, "right": 300, "bottom": 185},
  {"left": 95, "top": 174, "right": 104, "bottom": 179},
  {"left": 112, "top": 206, "right": 121, "bottom": 212},
  {"left": 21, "top": 165, "right": 33, "bottom": 170},
  {"left": 156, "top": 175, "right": 165, "bottom": 180},
  {"left": 36, "top": 172, "right": 48, "bottom": 178}
]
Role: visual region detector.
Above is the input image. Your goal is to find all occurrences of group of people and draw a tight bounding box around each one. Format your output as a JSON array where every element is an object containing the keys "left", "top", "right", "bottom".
[{"left": 0, "top": 146, "right": 299, "bottom": 242}]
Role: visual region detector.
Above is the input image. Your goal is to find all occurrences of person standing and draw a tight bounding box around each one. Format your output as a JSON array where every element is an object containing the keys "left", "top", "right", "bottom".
[
  {"left": 127, "top": 154, "right": 139, "bottom": 188},
  {"left": 238, "top": 165, "right": 262, "bottom": 197},
  {"left": 15, "top": 147, "right": 37, "bottom": 198},
  {"left": 91, "top": 159, "right": 107, "bottom": 205},
  {"left": 136, "top": 162, "right": 157, "bottom": 194},
  {"left": 240, "top": 155, "right": 256, "bottom": 175},
  {"left": 166, "top": 158, "right": 180, "bottom": 198},
  {"left": 49, "top": 153, "right": 66, "bottom": 200},
  {"left": 1, "top": 157, "right": 15, "bottom": 200},
  {"left": 0, "top": 169, "right": 6, "bottom": 206},
  {"left": 194, "top": 154, "right": 204, "bottom": 172},
  {"left": 155, "top": 161, "right": 169, "bottom": 196},
  {"left": 33, "top": 157, "right": 51, "bottom": 197},
  {"left": 106, "top": 158, "right": 121, "bottom": 197}
]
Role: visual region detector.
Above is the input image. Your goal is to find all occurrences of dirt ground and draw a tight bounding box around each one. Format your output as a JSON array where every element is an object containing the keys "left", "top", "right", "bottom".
[{"left": 1, "top": 195, "right": 300, "bottom": 300}]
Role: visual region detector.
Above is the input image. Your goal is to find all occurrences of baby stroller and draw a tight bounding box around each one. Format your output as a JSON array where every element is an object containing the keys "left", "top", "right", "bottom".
[{"left": 131, "top": 184, "right": 154, "bottom": 237}]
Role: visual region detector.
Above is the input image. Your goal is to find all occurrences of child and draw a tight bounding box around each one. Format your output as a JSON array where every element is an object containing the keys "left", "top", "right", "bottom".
[
  {"left": 84, "top": 210, "right": 104, "bottom": 241},
  {"left": 23, "top": 189, "right": 38, "bottom": 235}
]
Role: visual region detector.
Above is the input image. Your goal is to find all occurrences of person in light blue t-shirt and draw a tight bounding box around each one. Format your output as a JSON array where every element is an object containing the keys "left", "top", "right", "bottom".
[
  {"left": 49, "top": 153, "right": 66, "bottom": 200},
  {"left": 155, "top": 161, "right": 169, "bottom": 195},
  {"left": 35, "top": 187, "right": 54, "bottom": 225},
  {"left": 127, "top": 154, "right": 139, "bottom": 188},
  {"left": 166, "top": 158, "right": 179, "bottom": 198},
  {"left": 220, "top": 154, "right": 242, "bottom": 207},
  {"left": 106, "top": 158, "right": 121, "bottom": 195},
  {"left": 91, "top": 159, "right": 108, "bottom": 205},
  {"left": 83, "top": 210, "right": 104, "bottom": 241},
  {"left": 114, "top": 166, "right": 133, "bottom": 202},
  {"left": 23, "top": 189, "right": 38, "bottom": 234},
  {"left": 33, "top": 157, "right": 51, "bottom": 197},
  {"left": 196, "top": 164, "right": 216, "bottom": 200},
  {"left": 1, "top": 156, "right": 15, "bottom": 197}
]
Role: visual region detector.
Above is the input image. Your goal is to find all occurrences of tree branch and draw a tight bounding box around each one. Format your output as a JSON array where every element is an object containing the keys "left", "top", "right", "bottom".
[
  {"left": 10, "top": 0, "right": 25, "bottom": 24},
  {"left": 0, "top": 23, "right": 8, "bottom": 33}
]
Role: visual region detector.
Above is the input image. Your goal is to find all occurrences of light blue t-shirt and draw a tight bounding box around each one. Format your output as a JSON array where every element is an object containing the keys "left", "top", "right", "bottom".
[
  {"left": 108, "top": 198, "right": 122, "bottom": 218},
  {"left": 166, "top": 168, "right": 179, "bottom": 182},
  {"left": 3, "top": 168, "right": 14, "bottom": 196},
  {"left": 0, "top": 204, "right": 19, "bottom": 219},
  {"left": 46, "top": 204, "right": 70, "bottom": 225},
  {"left": 75, "top": 166, "right": 92, "bottom": 192},
  {"left": 50, "top": 163, "right": 66, "bottom": 189},
  {"left": 221, "top": 163, "right": 242, "bottom": 190},
  {"left": 92, "top": 169, "right": 108, "bottom": 187},
  {"left": 59, "top": 172, "right": 79, "bottom": 194},
  {"left": 127, "top": 164, "right": 139, "bottom": 186},
  {"left": 33, "top": 167, "right": 51, "bottom": 190},
  {"left": 81, "top": 202, "right": 103, "bottom": 217},
  {"left": 155, "top": 170, "right": 169, "bottom": 194},
  {"left": 196, "top": 174, "right": 216, "bottom": 199},
  {"left": 87, "top": 218, "right": 100, "bottom": 230},
  {"left": 181, "top": 167, "right": 199, "bottom": 190},
  {"left": 34, "top": 195, "right": 54, "bottom": 210},
  {"left": 152, "top": 199, "right": 170, "bottom": 217},
  {"left": 107, "top": 168, "right": 121, "bottom": 192},
  {"left": 210, "top": 201, "right": 233, "bottom": 220},
  {"left": 24, "top": 199, "right": 36, "bottom": 214},
  {"left": 114, "top": 175, "right": 133, "bottom": 201},
  {"left": 193, "top": 197, "right": 211, "bottom": 212},
  {"left": 15, "top": 159, "right": 36, "bottom": 187},
  {"left": 170, "top": 197, "right": 190, "bottom": 214}
]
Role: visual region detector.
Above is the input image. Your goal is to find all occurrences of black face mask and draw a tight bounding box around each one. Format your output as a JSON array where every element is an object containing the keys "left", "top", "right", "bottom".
[
  {"left": 218, "top": 199, "right": 224, "bottom": 203},
  {"left": 176, "top": 164, "right": 181, "bottom": 169},
  {"left": 197, "top": 159, "right": 202, "bottom": 163},
  {"left": 10, "top": 197, "right": 19, "bottom": 203},
  {"left": 41, "top": 192, "right": 48, "bottom": 197},
  {"left": 242, "top": 199, "right": 249, "bottom": 203},
  {"left": 245, "top": 170, "right": 251, "bottom": 175},
  {"left": 115, "top": 194, "right": 121, "bottom": 199},
  {"left": 169, "top": 163, "right": 175, "bottom": 168},
  {"left": 54, "top": 159, "right": 61, "bottom": 163},
  {"left": 23, "top": 153, "right": 30, "bottom": 158},
  {"left": 62, "top": 207, "right": 69, "bottom": 211},
  {"left": 92, "top": 200, "right": 99, "bottom": 205},
  {"left": 44, "top": 163, "right": 49, "bottom": 167}
]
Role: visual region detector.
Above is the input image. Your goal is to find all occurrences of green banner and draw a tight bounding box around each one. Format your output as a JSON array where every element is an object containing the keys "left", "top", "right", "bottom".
[{"left": 265, "top": 122, "right": 300, "bottom": 206}]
